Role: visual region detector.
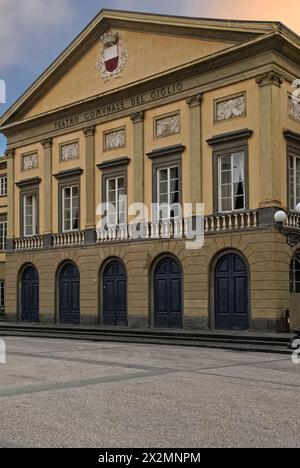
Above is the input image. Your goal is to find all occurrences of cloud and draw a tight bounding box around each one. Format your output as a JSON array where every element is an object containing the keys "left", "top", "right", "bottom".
[
  {"left": 182, "top": 0, "right": 300, "bottom": 34},
  {"left": 0, "top": 0, "right": 77, "bottom": 70}
]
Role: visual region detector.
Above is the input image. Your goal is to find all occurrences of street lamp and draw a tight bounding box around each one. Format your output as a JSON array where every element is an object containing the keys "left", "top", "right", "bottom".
[
  {"left": 274, "top": 210, "right": 287, "bottom": 224},
  {"left": 274, "top": 208, "right": 300, "bottom": 247}
]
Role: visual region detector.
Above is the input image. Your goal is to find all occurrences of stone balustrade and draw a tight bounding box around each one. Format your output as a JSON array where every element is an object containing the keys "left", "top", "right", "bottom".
[{"left": 14, "top": 236, "right": 44, "bottom": 251}]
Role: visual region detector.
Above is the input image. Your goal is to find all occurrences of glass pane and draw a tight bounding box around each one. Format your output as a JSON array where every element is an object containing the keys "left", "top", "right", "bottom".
[
  {"left": 221, "top": 156, "right": 231, "bottom": 171},
  {"left": 233, "top": 153, "right": 244, "bottom": 183},
  {"left": 170, "top": 167, "right": 179, "bottom": 180},
  {"left": 160, "top": 194, "right": 168, "bottom": 204},
  {"left": 72, "top": 186, "right": 78, "bottom": 198},
  {"left": 170, "top": 192, "right": 179, "bottom": 204},
  {"left": 64, "top": 188, "right": 71, "bottom": 199},
  {"left": 159, "top": 181, "right": 168, "bottom": 195},
  {"left": 159, "top": 169, "right": 168, "bottom": 182},
  {"left": 234, "top": 196, "right": 245, "bottom": 210},
  {"left": 108, "top": 179, "right": 116, "bottom": 192},
  {"left": 222, "top": 185, "right": 231, "bottom": 198},
  {"left": 221, "top": 198, "right": 231, "bottom": 212}
]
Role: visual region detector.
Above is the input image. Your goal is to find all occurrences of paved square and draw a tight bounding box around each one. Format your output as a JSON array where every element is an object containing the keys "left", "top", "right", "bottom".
[{"left": 0, "top": 336, "right": 299, "bottom": 448}]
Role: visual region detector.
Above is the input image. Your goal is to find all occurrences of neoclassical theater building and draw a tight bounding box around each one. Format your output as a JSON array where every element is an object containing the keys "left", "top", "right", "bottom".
[{"left": 0, "top": 10, "right": 300, "bottom": 331}]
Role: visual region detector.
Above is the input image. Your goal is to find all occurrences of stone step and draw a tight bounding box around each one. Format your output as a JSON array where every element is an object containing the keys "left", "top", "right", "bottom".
[{"left": 0, "top": 324, "right": 294, "bottom": 355}]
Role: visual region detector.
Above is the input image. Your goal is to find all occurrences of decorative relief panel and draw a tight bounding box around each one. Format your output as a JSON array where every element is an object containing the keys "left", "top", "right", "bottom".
[
  {"left": 104, "top": 128, "right": 126, "bottom": 151},
  {"left": 288, "top": 94, "right": 300, "bottom": 122},
  {"left": 60, "top": 141, "right": 80, "bottom": 161},
  {"left": 22, "top": 152, "right": 38, "bottom": 171},
  {"left": 155, "top": 113, "right": 180, "bottom": 138},
  {"left": 215, "top": 93, "right": 246, "bottom": 122}
]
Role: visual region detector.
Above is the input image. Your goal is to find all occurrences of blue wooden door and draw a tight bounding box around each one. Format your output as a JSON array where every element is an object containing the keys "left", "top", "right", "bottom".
[
  {"left": 154, "top": 258, "right": 183, "bottom": 329},
  {"left": 21, "top": 266, "right": 39, "bottom": 323},
  {"left": 59, "top": 263, "right": 80, "bottom": 325},
  {"left": 103, "top": 261, "right": 128, "bottom": 326},
  {"left": 215, "top": 254, "right": 249, "bottom": 330}
]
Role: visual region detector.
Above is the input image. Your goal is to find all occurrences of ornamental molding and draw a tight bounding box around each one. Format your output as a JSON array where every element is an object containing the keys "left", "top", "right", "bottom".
[
  {"left": 130, "top": 111, "right": 144, "bottom": 123},
  {"left": 215, "top": 93, "right": 246, "bottom": 122},
  {"left": 4, "top": 149, "right": 15, "bottom": 159},
  {"left": 60, "top": 141, "right": 80, "bottom": 162},
  {"left": 255, "top": 71, "right": 283, "bottom": 88},
  {"left": 41, "top": 138, "right": 53, "bottom": 148},
  {"left": 96, "top": 31, "right": 129, "bottom": 82},
  {"left": 155, "top": 113, "right": 180, "bottom": 138},
  {"left": 22, "top": 152, "right": 38, "bottom": 171},
  {"left": 288, "top": 94, "right": 300, "bottom": 122},
  {"left": 186, "top": 93, "right": 202, "bottom": 107},
  {"left": 104, "top": 127, "right": 126, "bottom": 151}
]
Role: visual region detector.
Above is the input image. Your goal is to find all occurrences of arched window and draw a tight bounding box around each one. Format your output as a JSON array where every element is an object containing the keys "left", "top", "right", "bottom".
[{"left": 290, "top": 254, "right": 300, "bottom": 293}]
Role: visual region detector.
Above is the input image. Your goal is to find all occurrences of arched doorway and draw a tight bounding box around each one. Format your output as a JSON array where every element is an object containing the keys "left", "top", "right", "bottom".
[
  {"left": 59, "top": 263, "right": 80, "bottom": 325},
  {"left": 103, "top": 260, "right": 127, "bottom": 326},
  {"left": 154, "top": 257, "right": 183, "bottom": 329},
  {"left": 214, "top": 253, "right": 249, "bottom": 330},
  {"left": 21, "top": 265, "right": 39, "bottom": 323}
]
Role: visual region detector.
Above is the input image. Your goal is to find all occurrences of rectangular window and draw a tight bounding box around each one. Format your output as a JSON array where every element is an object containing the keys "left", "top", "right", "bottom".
[
  {"left": 23, "top": 194, "right": 38, "bottom": 237},
  {"left": 0, "top": 176, "right": 7, "bottom": 196},
  {"left": 62, "top": 185, "right": 79, "bottom": 232},
  {"left": 0, "top": 281, "right": 5, "bottom": 310},
  {"left": 289, "top": 153, "right": 300, "bottom": 210},
  {"left": 218, "top": 152, "right": 245, "bottom": 213},
  {"left": 106, "top": 176, "right": 126, "bottom": 226},
  {"left": 157, "top": 166, "right": 180, "bottom": 220},
  {"left": 0, "top": 221, "right": 7, "bottom": 250}
]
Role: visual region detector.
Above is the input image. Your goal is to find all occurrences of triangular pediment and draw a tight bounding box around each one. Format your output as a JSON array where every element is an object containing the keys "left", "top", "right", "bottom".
[{"left": 0, "top": 9, "right": 290, "bottom": 126}]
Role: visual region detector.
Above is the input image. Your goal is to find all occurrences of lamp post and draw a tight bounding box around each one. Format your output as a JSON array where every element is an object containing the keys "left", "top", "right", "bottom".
[{"left": 274, "top": 204, "right": 300, "bottom": 247}]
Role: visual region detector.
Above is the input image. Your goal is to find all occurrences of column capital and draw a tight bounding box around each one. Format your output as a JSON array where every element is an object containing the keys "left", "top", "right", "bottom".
[
  {"left": 4, "top": 149, "right": 15, "bottom": 159},
  {"left": 130, "top": 111, "right": 144, "bottom": 123},
  {"left": 41, "top": 137, "right": 53, "bottom": 148},
  {"left": 82, "top": 125, "right": 96, "bottom": 137},
  {"left": 255, "top": 71, "right": 283, "bottom": 88},
  {"left": 186, "top": 93, "right": 202, "bottom": 107}
]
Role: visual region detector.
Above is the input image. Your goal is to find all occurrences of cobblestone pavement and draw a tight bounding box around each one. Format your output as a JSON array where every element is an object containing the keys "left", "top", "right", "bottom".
[{"left": 0, "top": 336, "right": 299, "bottom": 448}]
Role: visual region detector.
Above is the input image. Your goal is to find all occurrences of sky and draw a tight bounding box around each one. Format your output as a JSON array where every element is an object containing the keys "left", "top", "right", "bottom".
[{"left": 0, "top": 0, "right": 299, "bottom": 153}]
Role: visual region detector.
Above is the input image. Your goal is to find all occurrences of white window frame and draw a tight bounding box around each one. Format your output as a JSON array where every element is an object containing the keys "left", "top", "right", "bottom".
[
  {"left": 157, "top": 165, "right": 180, "bottom": 221},
  {"left": 23, "top": 194, "right": 37, "bottom": 237},
  {"left": 106, "top": 176, "right": 126, "bottom": 227},
  {"left": 218, "top": 151, "right": 245, "bottom": 213},
  {"left": 0, "top": 176, "right": 7, "bottom": 197},
  {"left": 62, "top": 185, "right": 79, "bottom": 233},
  {"left": 0, "top": 221, "right": 6, "bottom": 250},
  {"left": 289, "top": 153, "right": 300, "bottom": 211}
]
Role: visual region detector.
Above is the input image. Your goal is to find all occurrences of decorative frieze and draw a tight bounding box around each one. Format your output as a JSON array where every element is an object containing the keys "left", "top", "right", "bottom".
[
  {"left": 155, "top": 112, "right": 180, "bottom": 138},
  {"left": 60, "top": 141, "right": 80, "bottom": 162},
  {"left": 288, "top": 94, "right": 300, "bottom": 122},
  {"left": 22, "top": 152, "right": 38, "bottom": 171},
  {"left": 215, "top": 93, "right": 246, "bottom": 122},
  {"left": 104, "top": 127, "right": 126, "bottom": 151}
]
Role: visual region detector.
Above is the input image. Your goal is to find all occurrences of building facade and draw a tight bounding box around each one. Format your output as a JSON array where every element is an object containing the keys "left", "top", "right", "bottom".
[{"left": 0, "top": 10, "right": 300, "bottom": 331}]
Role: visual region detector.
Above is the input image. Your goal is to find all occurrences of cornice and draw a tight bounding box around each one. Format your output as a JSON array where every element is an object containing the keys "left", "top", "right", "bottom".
[
  {"left": 53, "top": 167, "right": 83, "bottom": 180},
  {"left": 15, "top": 177, "right": 41, "bottom": 188},
  {"left": 97, "top": 156, "right": 130, "bottom": 170},
  {"left": 284, "top": 129, "right": 300, "bottom": 143},
  {"left": 207, "top": 128, "right": 253, "bottom": 146},
  {"left": 147, "top": 144, "right": 186, "bottom": 159}
]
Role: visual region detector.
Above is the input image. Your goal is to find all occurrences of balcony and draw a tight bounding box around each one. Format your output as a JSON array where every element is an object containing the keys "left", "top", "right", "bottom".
[{"left": 11, "top": 210, "right": 261, "bottom": 251}]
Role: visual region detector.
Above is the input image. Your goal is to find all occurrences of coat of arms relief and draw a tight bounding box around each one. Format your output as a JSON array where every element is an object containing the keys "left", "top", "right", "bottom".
[{"left": 96, "top": 31, "right": 129, "bottom": 82}]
